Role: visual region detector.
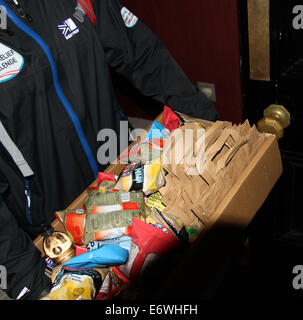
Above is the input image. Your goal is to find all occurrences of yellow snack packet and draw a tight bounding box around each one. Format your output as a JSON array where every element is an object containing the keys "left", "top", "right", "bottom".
[
  {"left": 47, "top": 268, "right": 106, "bottom": 300},
  {"left": 115, "top": 158, "right": 163, "bottom": 196},
  {"left": 146, "top": 191, "right": 166, "bottom": 212}
]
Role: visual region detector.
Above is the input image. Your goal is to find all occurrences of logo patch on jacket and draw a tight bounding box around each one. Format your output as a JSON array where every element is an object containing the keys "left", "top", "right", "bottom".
[
  {"left": 58, "top": 18, "right": 79, "bottom": 40},
  {"left": 121, "top": 7, "right": 138, "bottom": 28},
  {"left": 0, "top": 43, "right": 24, "bottom": 83}
]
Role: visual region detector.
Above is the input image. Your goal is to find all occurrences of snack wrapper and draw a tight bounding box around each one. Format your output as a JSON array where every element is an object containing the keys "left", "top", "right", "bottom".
[
  {"left": 85, "top": 190, "right": 145, "bottom": 213},
  {"left": 55, "top": 205, "right": 142, "bottom": 245},
  {"left": 163, "top": 105, "right": 180, "bottom": 133},
  {"left": 114, "top": 159, "right": 164, "bottom": 196},
  {"left": 113, "top": 218, "right": 181, "bottom": 285},
  {"left": 45, "top": 268, "right": 106, "bottom": 300},
  {"left": 86, "top": 236, "right": 132, "bottom": 253},
  {"left": 63, "top": 244, "right": 129, "bottom": 269}
]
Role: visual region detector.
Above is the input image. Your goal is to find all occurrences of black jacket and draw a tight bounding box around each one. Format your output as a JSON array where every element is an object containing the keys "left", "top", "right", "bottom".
[{"left": 0, "top": 0, "right": 218, "bottom": 299}]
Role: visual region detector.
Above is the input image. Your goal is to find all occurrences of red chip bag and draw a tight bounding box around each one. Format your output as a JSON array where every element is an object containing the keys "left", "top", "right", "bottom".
[
  {"left": 87, "top": 172, "right": 118, "bottom": 194},
  {"left": 97, "top": 172, "right": 117, "bottom": 185},
  {"left": 55, "top": 210, "right": 86, "bottom": 245},
  {"left": 112, "top": 218, "right": 181, "bottom": 286},
  {"left": 163, "top": 105, "right": 180, "bottom": 133}
]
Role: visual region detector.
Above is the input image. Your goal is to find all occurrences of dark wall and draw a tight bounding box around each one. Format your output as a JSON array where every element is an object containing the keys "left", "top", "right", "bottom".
[{"left": 114, "top": 0, "right": 243, "bottom": 123}]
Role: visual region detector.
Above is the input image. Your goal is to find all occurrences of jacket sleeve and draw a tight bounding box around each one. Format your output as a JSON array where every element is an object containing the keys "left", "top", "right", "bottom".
[
  {"left": 92, "top": 0, "right": 219, "bottom": 121},
  {"left": 0, "top": 180, "right": 51, "bottom": 300}
]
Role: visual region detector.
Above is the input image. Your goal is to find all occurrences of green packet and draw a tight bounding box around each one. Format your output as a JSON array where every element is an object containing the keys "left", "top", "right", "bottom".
[
  {"left": 55, "top": 207, "right": 144, "bottom": 245},
  {"left": 84, "top": 210, "right": 142, "bottom": 244},
  {"left": 86, "top": 180, "right": 117, "bottom": 197},
  {"left": 186, "top": 228, "right": 198, "bottom": 242},
  {"left": 85, "top": 191, "right": 145, "bottom": 213}
]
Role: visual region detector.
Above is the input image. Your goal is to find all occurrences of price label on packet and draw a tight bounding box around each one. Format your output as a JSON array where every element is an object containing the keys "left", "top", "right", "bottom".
[
  {"left": 146, "top": 192, "right": 166, "bottom": 211},
  {"left": 121, "top": 191, "right": 131, "bottom": 203}
]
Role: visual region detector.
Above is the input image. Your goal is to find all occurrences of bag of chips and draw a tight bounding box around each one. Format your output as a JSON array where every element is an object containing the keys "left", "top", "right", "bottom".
[
  {"left": 45, "top": 268, "right": 106, "bottom": 300},
  {"left": 86, "top": 236, "right": 132, "bottom": 253},
  {"left": 63, "top": 244, "right": 129, "bottom": 269},
  {"left": 163, "top": 105, "right": 180, "bottom": 133},
  {"left": 114, "top": 158, "right": 164, "bottom": 196},
  {"left": 112, "top": 218, "right": 181, "bottom": 286}
]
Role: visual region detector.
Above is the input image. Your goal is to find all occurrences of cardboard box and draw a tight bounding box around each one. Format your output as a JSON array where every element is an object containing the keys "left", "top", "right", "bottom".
[
  {"left": 157, "top": 119, "right": 283, "bottom": 299},
  {"left": 34, "top": 113, "right": 282, "bottom": 298}
]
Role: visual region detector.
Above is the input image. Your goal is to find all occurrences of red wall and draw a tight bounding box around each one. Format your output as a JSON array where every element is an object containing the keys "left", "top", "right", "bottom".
[{"left": 118, "top": 0, "right": 243, "bottom": 123}]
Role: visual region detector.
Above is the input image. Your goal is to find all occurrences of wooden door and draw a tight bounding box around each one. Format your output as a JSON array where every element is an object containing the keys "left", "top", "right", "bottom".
[{"left": 240, "top": 0, "right": 303, "bottom": 299}]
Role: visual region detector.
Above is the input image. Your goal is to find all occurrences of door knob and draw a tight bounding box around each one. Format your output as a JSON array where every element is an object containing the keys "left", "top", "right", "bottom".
[{"left": 257, "top": 104, "right": 290, "bottom": 139}]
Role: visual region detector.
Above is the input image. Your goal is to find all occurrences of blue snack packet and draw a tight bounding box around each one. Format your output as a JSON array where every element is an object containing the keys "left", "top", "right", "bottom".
[
  {"left": 86, "top": 236, "right": 131, "bottom": 253},
  {"left": 146, "top": 121, "right": 165, "bottom": 140},
  {"left": 63, "top": 244, "right": 129, "bottom": 269}
]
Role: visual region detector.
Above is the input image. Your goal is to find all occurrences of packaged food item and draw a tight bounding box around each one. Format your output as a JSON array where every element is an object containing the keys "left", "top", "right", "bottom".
[
  {"left": 83, "top": 208, "right": 141, "bottom": 243},
  {"left": 75, "top": 245, "right": 88, "bottom": 256},
  {"left": 163, "top": 105, "right": 180, "bottom": 133},
  {"left": 145, "top": 212, "right": 171, "bottom": 236},
  {"left": 145, "top": 191, "right": 166, "bottom": 212},
  {"left": 97, "top": 172, "right": 117, "bottom": 184},
  {"left": 175, "top": 111, "right": 210, "bottom": 129},
  {"left": 75, "top": 236, "right": 132, "bottom": 256},
  {"left": 145, "top": 208, "right": 189, "bottom": 243},
  {"left": 62, "top": 244, "right": 129, "bottom": 269},
  {"left": 44, "top": 257, "right": 55, "bottom": 278},
  {"left": 119, "top": 119, "right": 168, "bottom": 164},
  {"left": 186, "top": 228, "right": 199, "bottom": 242},
  {"left": 146, "top": 120, "right": 167, "bottom": 140},
  {"left": 55, "top": 209, "right": 86, "bottom": 245},
  {"left": 55, "top": 188, "right": 149, "bottom": 245},
  {"left": 75, "top": 236, "right": 131, "bottom": 256},
  {"left": 96, "top": 172, "right": 118, "bottom": 193},
  {"left": 86, "top": 236, "right": 132, "bottom": 253},
  {"left": 86, "top": 172, "right": 118, "bottom": 196},
  {"left": 85, "top": 190, "right": 145, "bottom": 212},
  {"left": 128, "top": 139, "right": 164, "bottom": 164},
  {"left": 112, "top": 218, "right": 181, "bottom": 286},
  {"left": 56, "top": 206, "right": 142, "bottom": 245},
  {"left": 96, "top": 269, "right": 125, "bottom": 300},
  {"left": 114, "top": 158, "right": 164, "bottom": 196},
  {"left": 46, "top": 268, "right": 106, "bottom": 300}
]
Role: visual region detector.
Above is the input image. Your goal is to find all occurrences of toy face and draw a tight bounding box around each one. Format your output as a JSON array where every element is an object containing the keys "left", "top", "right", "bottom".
[{"left": 43, "top": 232, "right": 73, "bottom": 259}]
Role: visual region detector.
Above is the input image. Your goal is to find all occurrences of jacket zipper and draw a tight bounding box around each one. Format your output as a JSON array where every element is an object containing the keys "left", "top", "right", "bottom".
[
  {"left": 11, "top": 0, "right": 32, "bottom": 22},
  {"left": 24, "top": 178, "right": 32, "bottom": 224},
  {"left": 1, "top": 145, "right": 33, "bottom": 224},
  {"left": 0, "top": 0, "right": 99, "bottom": 179}
]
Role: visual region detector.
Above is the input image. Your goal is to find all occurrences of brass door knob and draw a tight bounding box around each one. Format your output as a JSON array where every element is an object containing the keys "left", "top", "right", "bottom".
[{"left": 257, "top": 104, "right": 290, "bottom": 139}]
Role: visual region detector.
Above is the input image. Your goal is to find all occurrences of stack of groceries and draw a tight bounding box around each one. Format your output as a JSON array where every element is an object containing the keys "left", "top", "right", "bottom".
[
  {"left": 42, "top": 104, "right": 265, "bottom": 300},
  {"left": 42, "top": 105, "right": 190, "bottom": 300}
]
